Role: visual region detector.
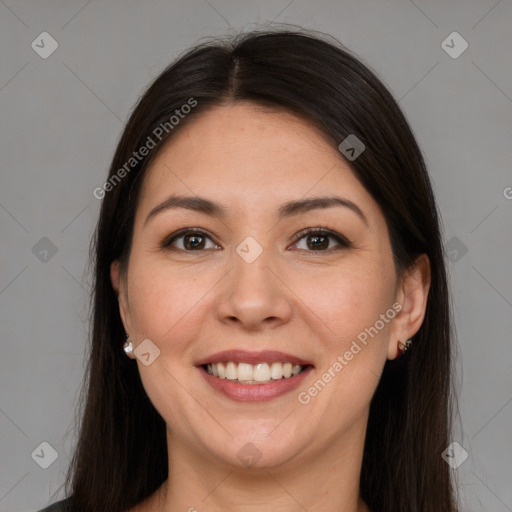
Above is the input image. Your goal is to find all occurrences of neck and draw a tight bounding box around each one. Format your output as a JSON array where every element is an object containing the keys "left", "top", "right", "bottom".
[{"left": 148, "top": 417, "right": 370, "bottom": 512}]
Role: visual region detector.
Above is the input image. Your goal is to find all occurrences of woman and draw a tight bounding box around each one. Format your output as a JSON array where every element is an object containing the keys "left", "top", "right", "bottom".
[{"left": 39, "top": 29, "right": 458, "bottom": 512}]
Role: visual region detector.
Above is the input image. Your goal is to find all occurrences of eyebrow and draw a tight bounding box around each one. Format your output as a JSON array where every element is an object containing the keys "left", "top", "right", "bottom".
[{"left": 144, "top": 194, "right": 368, "bottom": 226}]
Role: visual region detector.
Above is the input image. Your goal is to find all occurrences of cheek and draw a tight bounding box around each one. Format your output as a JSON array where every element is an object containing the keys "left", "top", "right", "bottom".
[
  {"left": 125, "top": 255, "right": 221, "bottom": 352},
  {"left": 303, "top": 262, "right": 395, "bottom": 408},
  {"left": 291, "top": 258, "right": 395, "bottom": 345}
]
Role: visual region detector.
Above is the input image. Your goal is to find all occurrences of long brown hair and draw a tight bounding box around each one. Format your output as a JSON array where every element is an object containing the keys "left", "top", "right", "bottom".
[{"left": 63, "top": 29, "right": 458, "bottom": 511}]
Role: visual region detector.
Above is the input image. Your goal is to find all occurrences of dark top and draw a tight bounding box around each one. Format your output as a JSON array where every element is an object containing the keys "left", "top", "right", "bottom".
[{"left": 36, "top": 497, "right": 71, "bottom": 512}]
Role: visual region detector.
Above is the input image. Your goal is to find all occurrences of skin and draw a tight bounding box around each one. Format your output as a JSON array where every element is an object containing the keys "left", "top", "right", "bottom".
[{"left": 111, "top": 102, "right": 431, "bottom": 512}]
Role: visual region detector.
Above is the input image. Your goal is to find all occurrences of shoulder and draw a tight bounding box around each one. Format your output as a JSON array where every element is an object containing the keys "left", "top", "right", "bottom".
[{"left": 36, "top": 497, "right": 71, "bottom": 512}]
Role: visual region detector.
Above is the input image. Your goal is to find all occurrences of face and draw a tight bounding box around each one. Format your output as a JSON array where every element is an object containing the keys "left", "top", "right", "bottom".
[{"left": 112, "top": 103, "right": 424, "bottom": 471}]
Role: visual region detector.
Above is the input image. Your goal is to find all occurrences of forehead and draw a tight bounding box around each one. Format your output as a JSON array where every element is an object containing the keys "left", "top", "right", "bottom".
[{"left": 137, "top": 103, "right": 382, "bottom": 224}]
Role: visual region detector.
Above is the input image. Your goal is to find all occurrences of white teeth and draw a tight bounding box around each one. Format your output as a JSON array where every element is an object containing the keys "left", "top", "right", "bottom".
[
  {"left": 205, "top": 361, "right": 306, "bottom": 384},
  {"left": 253, "top": 363, "right": 270, "bottom": 382},
  {"left": 225, "top": 362, "right": 237, "bottom": 380},
  {"left": 237, "top": 362, "right": 253, "bottom": 381},
  {"left": 270, "top": 362, "right": 283, "bottom": 380},
  {"left": 217, "top": 362, "right": 226, "bottom": 379}
]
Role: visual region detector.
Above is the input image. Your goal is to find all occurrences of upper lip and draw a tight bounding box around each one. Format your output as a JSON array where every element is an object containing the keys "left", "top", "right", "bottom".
[{"left": 195, "top": 350, "right": 313, "bottom": 367}]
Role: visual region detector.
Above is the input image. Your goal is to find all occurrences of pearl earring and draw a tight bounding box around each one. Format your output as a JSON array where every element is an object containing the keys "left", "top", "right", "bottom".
[{"left": 123, "top": 334, "right": 134, "bottom": 359}]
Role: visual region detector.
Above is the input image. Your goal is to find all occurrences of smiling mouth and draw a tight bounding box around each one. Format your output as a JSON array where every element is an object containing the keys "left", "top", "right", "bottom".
[{"left": 203, "top": 361, "right": 310, "bottom": 385}]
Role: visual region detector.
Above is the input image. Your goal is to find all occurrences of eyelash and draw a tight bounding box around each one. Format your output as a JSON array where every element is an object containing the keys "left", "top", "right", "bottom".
[{"left": 161, "top": 226, "right": 351, "bottom": 253}]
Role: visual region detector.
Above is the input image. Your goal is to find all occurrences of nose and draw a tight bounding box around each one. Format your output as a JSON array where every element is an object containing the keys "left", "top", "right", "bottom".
[{"left": 215, "top": 245, "right": 293, "bottom": 331}]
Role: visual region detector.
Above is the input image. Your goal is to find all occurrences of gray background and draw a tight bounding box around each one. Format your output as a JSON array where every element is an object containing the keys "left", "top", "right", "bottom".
[{"left": 0, "top": 1, "right": 511, "bottom": 511}]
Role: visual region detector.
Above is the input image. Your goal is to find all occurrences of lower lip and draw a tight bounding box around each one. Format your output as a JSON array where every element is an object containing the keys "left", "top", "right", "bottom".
[{"left": 198, "top": 365, "right": 314, "bottom": 403}]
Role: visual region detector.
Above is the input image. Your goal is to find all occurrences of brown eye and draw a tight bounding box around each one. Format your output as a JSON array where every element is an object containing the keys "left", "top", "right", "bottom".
[
  {"left": 183, "top": 233, "right": 206, "bottom": 250},
  {"left": 305, "top": 233, "right": 330, "bottom": 250},
  {"left": 292, "top": 227, "right": 350, "bottom": 252},
  {"left": 162, "top": 230, "right": 220, "bottom": 251}
]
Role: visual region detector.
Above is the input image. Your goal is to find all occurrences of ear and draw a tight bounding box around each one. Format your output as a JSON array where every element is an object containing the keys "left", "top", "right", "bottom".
[
  {"left": 110, "top": 260, "right": 131, "bottom": 333},
  {"left": 387, "top": 253, "right": 431, "bottom": 360}
]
